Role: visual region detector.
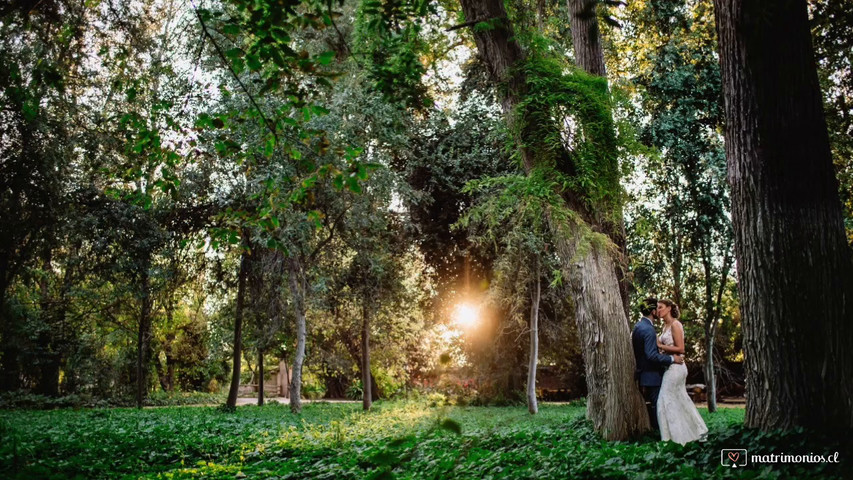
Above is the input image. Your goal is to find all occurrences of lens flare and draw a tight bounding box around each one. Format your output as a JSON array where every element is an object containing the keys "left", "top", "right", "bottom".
[{"left": 452, "top": 303, "right": 479, "bottom": 329}]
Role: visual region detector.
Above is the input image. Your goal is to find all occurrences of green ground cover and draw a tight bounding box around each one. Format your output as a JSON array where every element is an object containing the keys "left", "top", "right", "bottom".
[{"left": 0, "top": 401, "right": 848, "bottom": 479}]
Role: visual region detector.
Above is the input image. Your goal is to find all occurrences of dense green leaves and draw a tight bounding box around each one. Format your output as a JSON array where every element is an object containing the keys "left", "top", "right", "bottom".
[{"left": 1, "top": 402, "right": 848, "bottom": 479}]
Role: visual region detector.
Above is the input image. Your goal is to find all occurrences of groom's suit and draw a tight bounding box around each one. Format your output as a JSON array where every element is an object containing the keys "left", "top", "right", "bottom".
[{"left": 631, "top": 316, "right": 674, "bottom": 430}]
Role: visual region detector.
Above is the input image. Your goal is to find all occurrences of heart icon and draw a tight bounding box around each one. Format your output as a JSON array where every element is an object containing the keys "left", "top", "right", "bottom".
[{"left": 728, "top": 452, "right": 740, "bottom": 463}]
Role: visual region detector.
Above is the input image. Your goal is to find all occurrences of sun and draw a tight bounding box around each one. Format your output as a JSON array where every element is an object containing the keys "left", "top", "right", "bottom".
[{"left": 452, "top": 303, "right": 479, "bottom": 329}]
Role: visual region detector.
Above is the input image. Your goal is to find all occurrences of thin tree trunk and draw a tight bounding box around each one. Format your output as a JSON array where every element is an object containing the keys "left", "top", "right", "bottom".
[
  {"left": 258, "top": 347, "right": 264, "bottom": 406},
  {"left": 226, "top": 237, "right": 250, "bottom": 409},
  {"left": 165, "top": 340, "right": 175, "bottom": 392},
  {"left": 164, "top": 306, "right": 176, "bottom": 392},
  {"left": 361, "top": 302, "right": 372, "bottom": 411},
  {"left": 527, "top": 258, "right": 541, "bottom": 415},
  {"left": 703, "top": 332, "right": 717, "bottom": 411},
  {"left": 36, "top": 248, "right": 60, "bottom": 397},
  {"left": 702, "top": 246, "right": 731, "bottom": 414},
  {"left": 714, "top": 0, "right": 853, "bottom": 431},
  {"left": 288, "top": 257, "right": 307, "bottom": 413},
  {"left": 671, "top": 233, "right": 684, "bottom": 307},
  {"left": 340, "top": 330, "right": 382, "bottom": 400},
  {"left": 136, "top": 255, "right": 153, "bottom": 409},
  {"left": 460, "top": 0, "right": 649, "bottom": 439}
]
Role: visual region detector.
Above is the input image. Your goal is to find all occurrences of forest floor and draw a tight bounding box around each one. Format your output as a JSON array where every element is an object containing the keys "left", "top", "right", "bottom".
[{"left": 0, "top": 401, "right": 847, "bottom": 479}]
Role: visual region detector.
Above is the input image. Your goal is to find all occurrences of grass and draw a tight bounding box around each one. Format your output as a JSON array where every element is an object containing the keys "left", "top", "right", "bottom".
[{"left": 0, "top": 400, "right": 848, "bottom": 479}]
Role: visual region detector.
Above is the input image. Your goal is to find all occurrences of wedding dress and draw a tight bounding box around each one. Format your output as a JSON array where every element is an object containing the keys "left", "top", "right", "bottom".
[{"left": 657, "top": 326, "right": 709, "bottom": 445}]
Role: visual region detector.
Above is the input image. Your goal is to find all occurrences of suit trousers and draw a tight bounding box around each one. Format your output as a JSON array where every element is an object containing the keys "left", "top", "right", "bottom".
[{"left": 640, "top": 385, "right": 661, "bottom": 430}]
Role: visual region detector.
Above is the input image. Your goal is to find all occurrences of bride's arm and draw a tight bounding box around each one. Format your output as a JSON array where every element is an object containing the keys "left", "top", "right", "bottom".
[{"left": 658, "top": 322, "right": 686, "bottom": 354}]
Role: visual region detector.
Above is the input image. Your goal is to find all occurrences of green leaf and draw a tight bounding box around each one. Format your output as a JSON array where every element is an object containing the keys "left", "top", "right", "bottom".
[
  {"left": 246, "top": 53, "right": 262, "bottom": 71},
  {"left": 21, "top": 102, "right": 38, "bottom": 122},
  {"left": 264, "top": 136, "right": 276, "bottom": 157},
  {"left": 316, "top": 51, "right": 335, "bottom": 65},
  {"left": 223, "top": 23, "right": 241, "bottom": 35},
  {"left": 270, "top": 28, "right": 291, "bottom": 43}
]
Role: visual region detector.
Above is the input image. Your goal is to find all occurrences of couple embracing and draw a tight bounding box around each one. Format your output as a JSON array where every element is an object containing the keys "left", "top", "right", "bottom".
[{"left": 632, "top": 297, "right": 708, "bottom": 445}]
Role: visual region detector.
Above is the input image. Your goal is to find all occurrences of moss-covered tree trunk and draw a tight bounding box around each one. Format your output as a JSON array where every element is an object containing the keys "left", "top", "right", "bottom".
[
  {"left": 566, "top": 0, "right": 631, "bottom": 322},
  {"left": 459, "top": 0, "right": 649, "bottom": 440}
]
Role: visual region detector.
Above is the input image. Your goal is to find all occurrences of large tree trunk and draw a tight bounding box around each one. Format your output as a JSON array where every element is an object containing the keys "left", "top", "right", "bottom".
[
  {"left": 287, "top": 257, "right": 307, "bottom": 413},
  {"left": 226, "top": 239, "right": 250, "bottom": 409},
  {"left": 460, "top": 0, "right": 649, "bottom": 440},
  {"left": 527, "top": 258, "right": 541, "bottom": 415},
  {"left": 556, "top": 232, "right": 650, "bottom": 437},
  {"left": 136, "top": 255, "right": 153, "bottom": 409},
  {"left": 361, "top": 303, "right": 372, "bottom": 411},
  {"left": 714, "top": 0, "right": 853, "bottom": 431},
  {"left": 566, "top": 0, "right": 631, "bottom": 323},
  {"left": 567, "top": 0, "right": 607, "bottom": 77}
]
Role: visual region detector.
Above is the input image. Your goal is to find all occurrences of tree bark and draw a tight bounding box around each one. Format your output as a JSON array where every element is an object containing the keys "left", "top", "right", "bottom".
[
  {"left": 361, "top": 302, "right": 372, "bottom": 411},
  {"left": 567, "top": 0, "right": 631, "bottom": 323},
  {"left": 339, "top": 329, "right": 382, "bottom": 400},
  {"left": 702, "top": 246, "right": 731, "bottom": 413},
  {"left": 288, "top": 256, "right": 307, "bottom": 413},
  {"left": 460, "top": 0, "right": 649, "bottom": 439},
  {"left": 226, "top": 237, "right": 250, "bottom": 409},
  {"left": 714, "top": 0, "right": 853, "bottom": 431},
  {"left": 136, "top": 255, "right": 153, "bottom": 409},
  {"left": 35, "top": 248, "right": 61, "bottom": 397},
  {"left": 567, "top": 0, "right": 607, "bottom": 77},
  {"left": 258, "top": 347, "right": 265, "bottom": 406},
  {"left": 527, "top": 258, "right": 541, "bottom": 415}
]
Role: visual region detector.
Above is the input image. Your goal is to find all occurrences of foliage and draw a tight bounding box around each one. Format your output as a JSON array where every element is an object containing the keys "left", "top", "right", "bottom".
[
  {"left": 0, "top": 391, "right": 225, "bottom": 410},
  {"left": 811, "top": 0, "right": 853, "bottom": 243},
  {"left": 513, "top": 53, "right": 624, "bottom": 225},
  {"left": 0, "top": 402, "right": 849, "bottom": 479},
  {"left": 354, "top": 0, "right": 436, "bottom": 109},
  {"left": 615, "top": 0, "right": 738, "bottom": 367}
]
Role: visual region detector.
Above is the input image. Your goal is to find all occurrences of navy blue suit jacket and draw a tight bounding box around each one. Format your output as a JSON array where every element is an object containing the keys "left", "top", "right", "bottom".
[{"left": 631, "top": 317, "right": 673, "bottom": 387}]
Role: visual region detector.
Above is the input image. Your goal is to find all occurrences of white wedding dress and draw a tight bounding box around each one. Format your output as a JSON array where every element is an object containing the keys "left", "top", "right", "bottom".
[{"left": 657, "top": 326, "right": 708, "bottom": 445}]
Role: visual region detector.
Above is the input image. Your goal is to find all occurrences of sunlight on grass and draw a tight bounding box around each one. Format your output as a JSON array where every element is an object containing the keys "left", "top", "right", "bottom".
[{"left": 2, "top": 402, "right": 847, "bottom": 480}]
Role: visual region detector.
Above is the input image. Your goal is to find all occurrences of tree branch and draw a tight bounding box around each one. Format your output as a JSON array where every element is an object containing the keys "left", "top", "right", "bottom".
[
  {"left": 190, "top": 0, "right": 278, "bottom": 141},
  {"left": 445, "top": 15, "right": 506, "bottom": 32}
]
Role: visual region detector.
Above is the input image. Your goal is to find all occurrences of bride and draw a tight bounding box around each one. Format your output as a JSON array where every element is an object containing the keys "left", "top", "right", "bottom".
[{"left": 655, "top": 299, "right": 708, "bottom": 445}]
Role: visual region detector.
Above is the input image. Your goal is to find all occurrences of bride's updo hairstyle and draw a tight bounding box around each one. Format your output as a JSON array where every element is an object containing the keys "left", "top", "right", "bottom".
[{"left": 659, "top": 299, "right": 680, "bottom": 318}]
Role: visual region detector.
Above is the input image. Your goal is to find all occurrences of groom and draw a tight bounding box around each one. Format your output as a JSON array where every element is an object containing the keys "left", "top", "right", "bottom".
[{"left": 632, "top": 297, "right": 683, "bottom": 430}]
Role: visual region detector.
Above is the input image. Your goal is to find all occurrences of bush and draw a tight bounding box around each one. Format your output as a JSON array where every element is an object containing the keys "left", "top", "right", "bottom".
[{"left": 345, "top": 380, "right": 363, "bottom": 400}]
